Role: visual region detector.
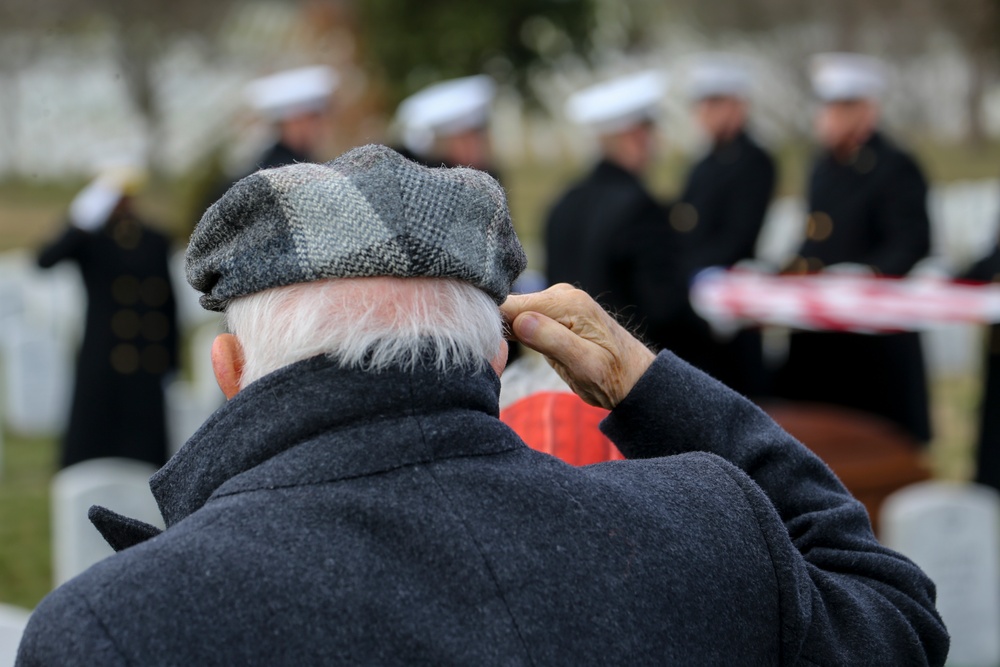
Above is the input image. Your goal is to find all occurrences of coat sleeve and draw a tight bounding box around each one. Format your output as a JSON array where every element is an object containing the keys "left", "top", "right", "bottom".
[
  {"left": 863, "top": 154, "right": 932, "bottom": 276},
  {"left": 37, "top": 224, "right": 89, "bottom": 269},
  {"left": 16, "top": 585, "right": 126, "bottom": 666},
  {"left": 600, "top": 351, "right": 949, "bottom": 666}
]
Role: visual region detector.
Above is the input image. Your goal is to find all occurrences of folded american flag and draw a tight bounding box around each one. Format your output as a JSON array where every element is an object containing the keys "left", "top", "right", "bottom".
[{"left": 690, "top": 268, "right": 1000, "bottom": 334}]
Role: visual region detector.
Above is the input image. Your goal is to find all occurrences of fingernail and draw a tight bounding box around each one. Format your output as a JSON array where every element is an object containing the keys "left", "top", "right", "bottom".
[{"left": 517, "top": 313, "right": 539, "bottom": 341}]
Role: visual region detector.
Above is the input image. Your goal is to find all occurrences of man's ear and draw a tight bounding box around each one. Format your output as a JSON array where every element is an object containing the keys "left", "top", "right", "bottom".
[
  {"left": 212, "top": 333, "right": 245, "bottom": 399},
  {"left": 489, "top": 338, "right": 509, "bottom": 378}
]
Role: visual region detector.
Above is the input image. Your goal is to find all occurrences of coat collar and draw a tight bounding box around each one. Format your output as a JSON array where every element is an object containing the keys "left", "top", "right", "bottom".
[{"left": 149, "top": 354, "right": 505, "bottom": 528}]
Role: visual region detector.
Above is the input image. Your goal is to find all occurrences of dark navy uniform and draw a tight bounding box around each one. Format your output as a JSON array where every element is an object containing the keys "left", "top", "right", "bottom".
[
  {"left": 254, "top": 141, "right": 309, "bottom": 171},
  {"left": 963, "top": 242, "right": 1000, "bottom": 490},
  {"left": 38, "top": 212, "right": 179, "bottom": 468},
  {"left": 672, "top": 130, "right": 776, "bottom": 395},
  {"left": 544, "top": 160, "right": 683, "bottom": 344},
  {"left": 776, "top": 132, "right": 932, "bottom": 442}
]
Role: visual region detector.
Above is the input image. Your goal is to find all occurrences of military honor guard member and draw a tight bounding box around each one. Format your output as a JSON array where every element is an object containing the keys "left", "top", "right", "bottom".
[
  {"left": 243, "top": 65, "right": 339, "bottom": 170},
  {"left": 393, "top": 75, "right": 499, "bottom": 178},
  {"left": 196, "top": 65, "right": 339, "bottom": 231},
  {"left": 671, "top": 55, "right": 776, "bottom": 396},
  {"left": 544, "top": 70, "right": 683, "bottom": 343},
  {"left": 775, "top": 53, "right": 932, "bottom": 443},
  {"left": 38, "top": 165, "right": 179, "bottom": 468}
]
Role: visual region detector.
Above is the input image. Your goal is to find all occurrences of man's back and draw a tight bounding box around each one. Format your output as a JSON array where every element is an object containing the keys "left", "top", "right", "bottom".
[{"left": 19, "top": 352, "right": 947, "bottom": 666}]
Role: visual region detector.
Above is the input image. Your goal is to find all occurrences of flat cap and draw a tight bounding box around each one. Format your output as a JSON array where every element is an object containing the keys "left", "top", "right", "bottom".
[{"left": 186, "top": 144, "right": 526, "bottom": 311}]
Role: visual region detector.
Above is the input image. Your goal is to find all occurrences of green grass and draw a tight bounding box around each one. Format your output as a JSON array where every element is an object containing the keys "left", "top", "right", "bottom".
[{"left": 0, "top": 433, "right": 56, "bottom": 609}]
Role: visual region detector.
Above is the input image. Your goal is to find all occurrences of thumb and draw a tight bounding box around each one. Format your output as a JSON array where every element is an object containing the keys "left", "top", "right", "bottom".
[{"left": 511, "top": 311, "right": 592, "bottom": 371}]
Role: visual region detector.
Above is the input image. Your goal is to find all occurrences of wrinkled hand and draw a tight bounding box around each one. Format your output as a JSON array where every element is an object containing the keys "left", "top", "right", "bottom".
[{"left": 500, "top": 284, "right": 656, "bottom": 410}]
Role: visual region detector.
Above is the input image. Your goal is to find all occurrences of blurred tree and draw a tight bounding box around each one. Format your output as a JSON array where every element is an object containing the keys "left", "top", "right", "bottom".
[{"left": 355, "top": 0, "right": 597, "bottom": 105}]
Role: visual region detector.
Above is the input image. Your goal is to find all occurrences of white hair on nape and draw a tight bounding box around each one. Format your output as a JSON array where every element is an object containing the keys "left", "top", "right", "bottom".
[{"left": 225, "top": 276, "right": 504, "bottom": 389}]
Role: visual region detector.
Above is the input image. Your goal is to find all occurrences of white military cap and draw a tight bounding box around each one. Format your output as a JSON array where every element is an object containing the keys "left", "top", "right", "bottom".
[
  {"left": 810, "top": 53, "right": 886, "bottom": 102},
  {"left": 565, "top": 70, "right": 667, "bottom": 135},
  {"left": 685, "top": 55, "right": 751, "bottom": 101},
  {"left": 395, "top": 75, "right": 496, "bottom": 154},
  {"left": 245, "top": 65, "right": 339, "bottom": 120}
]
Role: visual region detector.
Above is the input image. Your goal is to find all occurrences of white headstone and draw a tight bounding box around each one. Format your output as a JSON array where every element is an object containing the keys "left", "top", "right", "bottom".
[
  {"left": 51, "top": 458, "right": 163, "bottom": 586},
  {"left": 881, "top": 482, "right": 1000, "bottom": 667},
  {"left": 0, "top": 603, "right": 31, "bottom": 667},
  {"left": 165, "top": 380, "right": 222, "bottom": 457},
  {"left": 1, "top": 320, "right": 72, "bottom": 436},
  {"left": 165, "top": 321, "right": 224, "bottom": 457}
]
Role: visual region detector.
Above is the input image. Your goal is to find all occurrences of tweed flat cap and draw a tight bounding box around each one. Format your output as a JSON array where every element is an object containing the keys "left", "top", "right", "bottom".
[{"left": 186, "top": 144, "right": 526, "bottom": 311}]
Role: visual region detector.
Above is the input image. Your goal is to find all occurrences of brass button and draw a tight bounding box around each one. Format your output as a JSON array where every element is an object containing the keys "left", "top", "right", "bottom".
[
  {"left": 111, "top": 310, "right": 141, "bottom": 339},
  {"left": 670, "top": 203, "right": 699, "bottom": 233},
  {"left": 110, "top": 344, "right": 139, "bottom": 374},
  {"left": 112, "top": 218, "right": 142, "bottom": 249},
  {"left": 112, "top": 276, "right": 140, "bottom": 305},
  {"left": 806, "top": 212, "right": 833, "bottom": 242}
]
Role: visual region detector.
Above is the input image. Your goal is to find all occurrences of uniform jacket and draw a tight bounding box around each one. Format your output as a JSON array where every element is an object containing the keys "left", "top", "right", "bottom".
[
  {"left": 670, "top": 131, "right": 776, "bottom": 395},
  {"left": 544, "top": 160, "right": 683, "bottom": 342},
  {"left": 37, "top": 215, "right": 178, "bottom": 468},
  {"left": 18, "top": 350, "right": 947, "bottom": 665},
  {"left": 678, "top": 130, "right": 776, "bottom": 273},
  {"left": 776, "top": 132, "right": 932, "bottom": 441}
]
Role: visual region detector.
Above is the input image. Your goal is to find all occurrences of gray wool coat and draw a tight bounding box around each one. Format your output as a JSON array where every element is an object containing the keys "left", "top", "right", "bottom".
[{"left": 17, "top": 351, "right": 949, "bottom": 666}]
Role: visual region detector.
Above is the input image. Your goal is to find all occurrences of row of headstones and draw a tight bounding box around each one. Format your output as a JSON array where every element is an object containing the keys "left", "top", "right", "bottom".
[{"left": 0, "top": 461, "right": 993, "bottom": 666}]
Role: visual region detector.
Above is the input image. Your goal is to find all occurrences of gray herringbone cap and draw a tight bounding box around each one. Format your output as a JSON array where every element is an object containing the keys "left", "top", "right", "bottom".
[{"left": 186, "top": 144, "right": 526, "bottom": 311}]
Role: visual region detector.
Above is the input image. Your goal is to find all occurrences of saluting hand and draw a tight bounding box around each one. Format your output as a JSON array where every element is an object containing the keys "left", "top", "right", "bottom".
[{"left": 500, "top": 284, "right": 656, "bottom": 410}]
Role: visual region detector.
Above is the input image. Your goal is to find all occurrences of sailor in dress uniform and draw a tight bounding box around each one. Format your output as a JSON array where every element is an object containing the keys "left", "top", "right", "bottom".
[{"left": 775, "top": 54, "right": 933, "bottom": 443}]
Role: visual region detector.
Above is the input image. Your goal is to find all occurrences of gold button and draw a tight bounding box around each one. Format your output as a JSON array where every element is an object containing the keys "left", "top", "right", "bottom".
[
  {"left": 112, "top": 219, "right": 142, "bottom": 249},
  {"left": 110, "top": 344, "right": 139, "bottom": 374},
  {"left": 140, "top": 345, "right": 169, "bottom": 374},
  {"left": 141, "top": 277, "right": 170, "bottom": 307},
  {"left": 141, "top": 312, "right": 170, "bottom": 342},
  {"left": 670, "top": 203, "right": 699, "bottom": 233},
  {"left": 806, "top": 257, "right": 825, "bottom": 272},
  {"left": 112, "top": 276, "right": 140, "bottom": 305},
  {"left": 806, "top": 212, "right": 833, "bottom": 242},
  {"left": 111, "top": 310, "right": 141, "bottom": 339}
]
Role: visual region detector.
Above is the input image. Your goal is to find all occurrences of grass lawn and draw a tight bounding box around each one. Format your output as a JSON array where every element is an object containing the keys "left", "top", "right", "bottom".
[{"left": 0, "top": 433, "right": 55, "bottom": 609}]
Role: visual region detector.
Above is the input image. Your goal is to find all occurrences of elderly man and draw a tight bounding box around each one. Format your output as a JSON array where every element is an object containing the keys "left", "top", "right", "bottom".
[
  {"left": 775, "top": 53, "right": 932, "bottom": 444},
  {"left": 19, "top": 146, "right": 946, "bottom": 665}
]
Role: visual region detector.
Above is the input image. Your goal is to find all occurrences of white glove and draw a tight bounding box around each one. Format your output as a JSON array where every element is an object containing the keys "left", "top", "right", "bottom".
[
  {"left": 732, "top": 259, "right": 776, "bottom": 274},
  {"left": 823, "top": 262, "right": 875, "bottom": 277},
  {"left": 69, "top": 180, "right": 123, "bottom": 232}
]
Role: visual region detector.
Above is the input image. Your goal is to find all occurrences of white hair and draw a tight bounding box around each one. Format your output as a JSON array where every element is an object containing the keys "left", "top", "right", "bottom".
[{"left": 225, "top": 277, "right": 504, "bottom": 388}]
